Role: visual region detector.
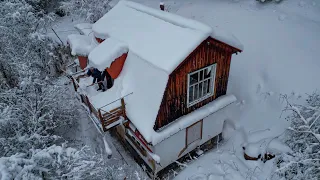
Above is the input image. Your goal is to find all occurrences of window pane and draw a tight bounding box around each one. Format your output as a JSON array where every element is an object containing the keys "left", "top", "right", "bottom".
[
  {"left": 203, "top": 79, "right": 208, "bottom": 95},
  {"left": 199, "top": 82, "right": 203, "bottom": 98},
  {"left": 199, "top": 70, "right": 204, "bottom": 81},
  {"left": 194, "top": 84, "right": 199, "bottom": 100},
  {"left": 207, "top": 79, "right": 211, "bottom": 93},
  {"left": 204, "top": 67, "right": 212, "bottom": 79},
  {"left": 190, "top": 73, "right": 198, "bottom": 85},
  {"left": 189, "top": 86, "right": 194, "bottom": 102}
]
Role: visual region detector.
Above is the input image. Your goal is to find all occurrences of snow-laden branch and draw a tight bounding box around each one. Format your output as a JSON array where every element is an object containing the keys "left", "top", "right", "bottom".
[
  {"left": 291, "top": 105, "right": 308, "bottom": 125},
  {"left": 310, "top": 113, "right": 320, "bottom": 129},
  {"left": 275, "top": 93, "right": 320, "bottom": 179},
  {"left": 287, "top": 127, "right": 320, "bottom": 142}
]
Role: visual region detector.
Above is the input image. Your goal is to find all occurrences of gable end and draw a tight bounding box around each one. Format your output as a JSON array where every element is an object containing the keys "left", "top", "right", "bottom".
[{"left": 154, "top": 37, "right": 235, "bottom": 130}]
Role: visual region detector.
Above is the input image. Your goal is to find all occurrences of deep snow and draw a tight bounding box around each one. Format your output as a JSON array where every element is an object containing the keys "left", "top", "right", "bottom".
[{"left": 54, "top": 0, "right": 320, "bottom": 179}]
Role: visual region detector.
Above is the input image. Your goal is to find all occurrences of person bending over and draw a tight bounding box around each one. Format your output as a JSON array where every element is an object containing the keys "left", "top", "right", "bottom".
[{"left": 85, "top": 67, "right": 106, "bottom": 92}]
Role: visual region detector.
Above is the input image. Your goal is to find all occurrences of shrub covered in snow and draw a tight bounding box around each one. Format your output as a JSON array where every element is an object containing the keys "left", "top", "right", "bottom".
[
  {"left": 0, "top": 1, "right": 137, "bottom": 179},
  {"left": 0, "top": 79, "right": 77, "bottom": 156},
  {"left": 0, "top": 0, "right": 70, "bottom": 87},
  {"left": 273, "top": 93, "right": 320, "bottom": 179},
  {"left": 61, "top": 0, "right": 112, "bottom": 23},
  {"left": 0, "top": 144, "right": 133, "bottom": 180}
]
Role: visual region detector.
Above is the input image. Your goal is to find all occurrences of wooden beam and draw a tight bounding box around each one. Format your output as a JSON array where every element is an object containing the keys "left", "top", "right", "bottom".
[
  {"left": 98, "top": 109, "right": 106, "bottom": 132},
  {"left": 121, "top": 98, "right": 127, "bottom": 119}
]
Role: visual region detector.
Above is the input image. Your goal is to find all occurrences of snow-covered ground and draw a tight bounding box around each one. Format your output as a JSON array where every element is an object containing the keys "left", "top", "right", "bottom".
[
  {"left": 54, "top": 0, "right": 320, "bottom": 179},
  {"left": 171, "top": 0, "right": 319, "bottom": 179}
]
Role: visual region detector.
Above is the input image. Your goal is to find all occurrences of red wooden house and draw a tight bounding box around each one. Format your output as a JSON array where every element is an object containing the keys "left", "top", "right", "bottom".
[{"left": 68, "top": 0, "right": 243, "bottom": 177}]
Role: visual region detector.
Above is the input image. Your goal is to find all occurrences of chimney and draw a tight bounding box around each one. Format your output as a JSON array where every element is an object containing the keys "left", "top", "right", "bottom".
[{"left": 160, "top": 2, "right": 165, "bottom": 11}]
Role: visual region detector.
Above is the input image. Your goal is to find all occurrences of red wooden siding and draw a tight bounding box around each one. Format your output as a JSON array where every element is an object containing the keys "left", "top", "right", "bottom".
[
  {"left": 95, "top": 37, "right": 104, "bottom": 43},
  {"left": 78, "top": 56, "right": 88, "bottom": 69},
  {"left": 107, "top": 53, "right": 127, "bottom": 79},
  {"left": 154, "top": 37, "right": 236, "bottom": 130}
]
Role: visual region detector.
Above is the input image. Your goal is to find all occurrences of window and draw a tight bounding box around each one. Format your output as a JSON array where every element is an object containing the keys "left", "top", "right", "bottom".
[
  {"left": 187, "top": 64, "right": 216, "bottom": 107},
  {"left": 186, "top": 120, "right": 203, "bottom": 145}
]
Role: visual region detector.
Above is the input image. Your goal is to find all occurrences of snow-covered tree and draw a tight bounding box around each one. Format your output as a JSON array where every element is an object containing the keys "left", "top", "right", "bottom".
[
  {"left": 60, "top": 0, "right": 112, "bottom": 23},
  {"left": 0, "top": 1, "right": 147, "bottom": 179},
  {"left": 273, "top": 93, "right": 320, "bottom": 179},
  {"left": 0, "top": 78, "right": 77, "bottom": 157}
]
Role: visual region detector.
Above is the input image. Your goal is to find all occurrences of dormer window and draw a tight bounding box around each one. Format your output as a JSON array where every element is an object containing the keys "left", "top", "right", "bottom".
[{"left": 187, "top": 64, "right": 216, "bottom": 107}]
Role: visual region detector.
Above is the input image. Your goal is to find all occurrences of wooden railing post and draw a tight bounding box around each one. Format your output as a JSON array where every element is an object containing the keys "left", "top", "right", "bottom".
[
  {"left": 85, "top": 95, "right": 92, "bottom": 113},
  {"left": 71, "top": 78, "right": 77, "bottom": 92},
  {"left": 98, "top": 109, "right": 106, "bottom": 132},
  {"left": 121, "top": 98, "right": 126, "bottom": 119}
]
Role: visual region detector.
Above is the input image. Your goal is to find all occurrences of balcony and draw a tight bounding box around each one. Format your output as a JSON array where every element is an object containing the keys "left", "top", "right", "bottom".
[{"left": 69, "top": 69, "right": 129, "bottom": 132}]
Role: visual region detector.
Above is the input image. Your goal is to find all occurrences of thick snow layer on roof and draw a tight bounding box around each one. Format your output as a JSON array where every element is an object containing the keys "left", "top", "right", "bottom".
[
  {"left": 74, "top": 23, "right": 93, "bottom": 36},
  {"left": 88, "top": 38, "right": 129, "bottom": 71},
  {"left": 150, "top": 94, "right": 236, "bottom": 145},
  {"left": 210, "top": 27, "right": 244, "bottom": 51},
  {"left": 77, "top": 45, "right": 236, "bottom": 145},
  {"left": 120, "top": 52, "right": 169, "bottom": 144},
  {"left": 92, "top": 0, "right": 212, "bottom": 73},
  {"left": 78, "top": 51, "right": 169, "bottom": 140},
  {"left": 67, "top": 34, "right": 97, "bottom": 56}
]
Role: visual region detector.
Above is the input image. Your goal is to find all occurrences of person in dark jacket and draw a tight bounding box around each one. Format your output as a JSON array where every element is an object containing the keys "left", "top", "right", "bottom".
[
  {"left": 86, "top": 67, "right": 105, "bottom": 91},
  {"left": 101, "top": 69, "right": 114, "bottom": 89}
]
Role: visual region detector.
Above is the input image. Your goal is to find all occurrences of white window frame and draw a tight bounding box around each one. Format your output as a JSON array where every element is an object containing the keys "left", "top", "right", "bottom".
[{"left": 187, "top": 64, "right": 217, "bottom": 108}]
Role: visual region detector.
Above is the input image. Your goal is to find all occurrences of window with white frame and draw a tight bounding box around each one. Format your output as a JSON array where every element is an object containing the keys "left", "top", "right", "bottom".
[{"left": 187, "top": 64, "right": 216, "bottom": 107}]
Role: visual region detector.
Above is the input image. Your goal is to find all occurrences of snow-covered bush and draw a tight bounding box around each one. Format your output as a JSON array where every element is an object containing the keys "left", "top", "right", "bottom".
[
  {"left": 0, "top": 0, "right": 63, "bottom": 87},
  {"left": 0, "top": 79, "right": 77, "bottom": 157},
  {"left": 273, "top": 93, "right": 320, "bottom": 179},
  {"left": 26, "top": 0, "right": 63, "bottom": 14},
  {"left": 0, "top": 1, "right": 147, "bottom": 179},
  {"left": 61, "top": 0, "right": 112, "bottom": 22}
]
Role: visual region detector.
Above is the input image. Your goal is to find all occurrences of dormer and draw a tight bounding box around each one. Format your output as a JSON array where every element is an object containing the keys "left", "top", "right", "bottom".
[{"left": 88, "top": 38, "right": 128, "bottom": 79}]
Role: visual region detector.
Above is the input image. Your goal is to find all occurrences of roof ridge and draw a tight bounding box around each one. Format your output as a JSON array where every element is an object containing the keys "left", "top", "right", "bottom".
[{"left": 121, "top": 0, "right": 212, "bottom": 34}]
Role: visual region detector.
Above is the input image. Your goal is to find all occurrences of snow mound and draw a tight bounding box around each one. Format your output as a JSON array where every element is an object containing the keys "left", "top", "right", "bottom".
[
  {"left": 88, "top": 38, "right": 128, "bottom": 71},
  {"left": 67, "top": 34, "right": 97, "bottom": 56},
  {"left": 74, "top": 23, "right": 93, "bottom": 36}
]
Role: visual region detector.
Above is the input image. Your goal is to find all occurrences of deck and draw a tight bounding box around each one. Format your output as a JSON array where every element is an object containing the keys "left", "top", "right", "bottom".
[{"left": 69, "top": 69, "right": 129, "bottom": 132}]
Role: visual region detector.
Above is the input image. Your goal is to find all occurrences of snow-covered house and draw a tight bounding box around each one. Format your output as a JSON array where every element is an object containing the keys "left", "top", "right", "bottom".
[{"left": 68, "top": 0, "right": 243, "bottom": 175}]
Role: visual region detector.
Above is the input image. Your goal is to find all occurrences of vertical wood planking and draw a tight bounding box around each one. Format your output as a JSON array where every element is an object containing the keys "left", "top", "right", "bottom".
[{"left": 154, "top": 37, "right": 237, "bottom": 130}]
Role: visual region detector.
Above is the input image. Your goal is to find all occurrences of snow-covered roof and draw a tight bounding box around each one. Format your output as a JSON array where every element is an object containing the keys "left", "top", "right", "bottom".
[
  {"left": 210, "top": 27, "right": 244, "bottom": 51},
  {"left": 67, "top": 34, "right": 97, "bottom": 56},
  {"left": 78, "top": 51, "right": 169, "bottom": 144},
  {"left": 92, "top": 1, "right": 243, "bottom": 73},
  {"left": 92, "top": 0, "right": 212, "bottom": 73},
  {"left": 88, "top": 38, "right": 129, "bottom": 71},
  {"left": 74, "top": 23, "right": 93, "bottom": 36},
  {"left": 75, "top": 0, "right": 243, "bottom": 145},
  {"left": 120, "top": 52, "right": 169, "bottom": 145},
  {"left": 78, "top": 49, "right": 236, "bottom": 145}
]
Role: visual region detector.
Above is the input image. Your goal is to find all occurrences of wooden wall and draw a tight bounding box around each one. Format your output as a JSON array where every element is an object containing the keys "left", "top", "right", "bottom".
[{"left": 154, "top": 37, "right": 237, "bottom": 130}]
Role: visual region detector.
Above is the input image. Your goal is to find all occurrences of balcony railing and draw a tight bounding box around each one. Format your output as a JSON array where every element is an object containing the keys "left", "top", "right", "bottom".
[{"left": 70, "top": 75, "right": 131, "bottom": 132}]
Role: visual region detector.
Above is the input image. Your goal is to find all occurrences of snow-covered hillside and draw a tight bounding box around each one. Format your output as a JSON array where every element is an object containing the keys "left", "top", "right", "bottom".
[
  {"left": 167, "top": 0, "right": 319, "bottom": 179},
  {"left": 108, "top": 0, "right": 319, "bottom": 179},
  {"left": 49, "top": 0, "right": 320, "bottom": 179}
]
